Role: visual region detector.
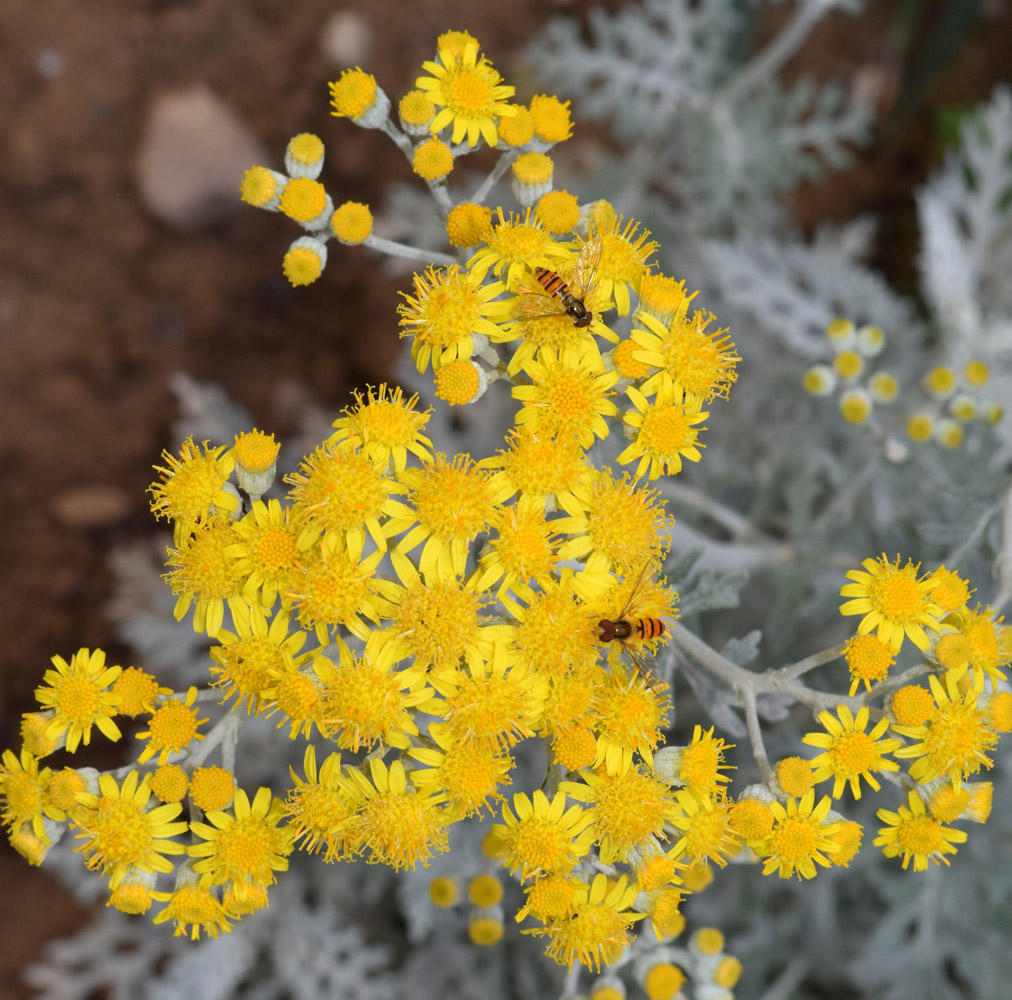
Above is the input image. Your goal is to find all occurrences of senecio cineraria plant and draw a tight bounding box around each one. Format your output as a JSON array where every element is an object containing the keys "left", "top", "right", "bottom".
[{"left": 5, "top": 26, "right": 1012, "bottom": 1000}]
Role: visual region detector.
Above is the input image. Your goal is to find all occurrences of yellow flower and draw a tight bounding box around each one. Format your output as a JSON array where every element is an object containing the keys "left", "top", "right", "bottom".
[
  {"left": 654, "top": 725, "right": 733, "bottom": 796},
  {"left": 318, "top": 636, "right": 429, "bottom": 751},
  {"left": 390, "top": 453, "right": 510, "bottom": 577},
  {"left": 589, "top": 217, "right": 657, "bottom": 315},
  {"left": 492, "top": 789, "right": 595, "bottom": 880},
  {"left": 632, "top": 309, "right": 739, "bottom": 404},
  {"left": 474, "top": 497, "right": 561, "bottom": 598},
  {"left": 668, "top": 788, "right": 741, "bottom": 868},
  {"left": 165, "top": 516, "right": 245, "bottom": 637},
  {"left": 529, "top": 94, "right": 573, "bottom": 143},
  {"left": 151, "top": 869, "right": 233, "bottom": 939},
  {"left": 617, "top": 386, "right": 708, "bottom": 479},
  {"left": 189, "top": 786, "right": 293, "bottom": 888},
  {"left": 478, "top": 425, "right": 588, "bottom": 507},
  {"left": 590, "top": 671, "right": 674, "bottom": 771},
  {"left": 760, "top": 790, "right": 839, "bottom": 879},
  {"left": 408, "top": 726, "right": 513, "bottom": 819},
  {"left": 512, "top": 341, "right": 619, "bottom": 448},
  {"left": 445, "top": 202, "right": 492, "bottom": 248},
  {"left": 338, "top": 756, "right": 450, "bottom": 870},
  {"left": 397, "top": 265, "right": 512, "bottom": 373},
  {"left": 842, "top": 633, "right": 895, "bottom": 695},
  {"left": 226, "top": 498, "right": 302, "bottom": 609},
  {"left": 939, "top": 604, "right": 1010, "bottom": 688},
  {"left": 412, "top": 138, "right": 454, "bottom": 181},
  {"left": 329, "top": 67, "right": 386, "bottom": 124},
  {"left": 536, "top": 190, "right": 581, "bottom": 234},
  {"left": 801, "top": 705, "right": 901, "bottom": 799},
  {"left": 874, "top": 789, "right": 967, "bottom": 870},
  {"left": 925, "top": 565, "right": 972, "bottom": 614},
  {"left": 282, "top": 745, "right": 360, "bottom": 861},
  {"left": 71, "top": 771, "right": 187, "bottom": 889},
  {"left": 415, "top": 39, "right": 516, "bottom": 147},
  {"left": 564, "top": 752, "right": 683, "bottom": 865},
  {"left": 189, "top": 765, "right": 236, "bottom": 812},
  {"left": 283, "top": 237, "right": 326, "bottom": 286},
  {"left": 35, "top": 647, "right": 122, "bottom": 753},
  {"left": 209, "top": 602, "right": 309, "bottom": 715},
  {"left": 892, "top": 672, "right": 997, "bottom": 785},
  {"left": 135, "top": 686, "right": 208, "bottom": 766},
  {"left": 148, "top": 437, "right": 239, "bottom": 546},
  {"left": 555, "top": 468, "right": 671, "bottom": 576},
  {"left": 232, "top": 428, "right": 280, "bottom": 499},
  {"left": 528, "top": 872, "right": 644, "bottom": 973},
  {"left": 0, "top": 748, "right": 49, "bottom": 839},
  {"left": 331, "top": 201, "right": 373, "bottom": 244},
  {"left": 774, "top": 756, "right": 815, "bottom": 798},
  {"left": 839, "top": 554, "right": 943, "bottom": 652},
  {"left": 469, "top": 207, "right": 568, "bottom": 289},
  {"left": 329, "top": 383, "right": 433, "bottom": 473},
  {"left": 284, "top": 439, "right": 401, "bottom": 553},
  {"left": 279, "top": 178, "right": 328, "bottom": 225}
]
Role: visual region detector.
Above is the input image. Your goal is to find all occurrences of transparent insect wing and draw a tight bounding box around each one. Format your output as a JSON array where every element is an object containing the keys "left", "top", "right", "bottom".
[
  {"left": 570, "top": 235, "right": 603, "bottom": 300},
  {"left": 517, "top": 280, "right": 568, "bottom": 321}
]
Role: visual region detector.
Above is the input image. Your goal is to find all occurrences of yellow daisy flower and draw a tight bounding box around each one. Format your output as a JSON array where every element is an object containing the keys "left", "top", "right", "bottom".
[
  {"left": 760, "top": 790, "right": 839, "bottom": 879},
  {"left": 839, "top": 554, "right": 943, "bottom": 652},
  {"left": 225, "top": 499, "right": 303, "bottom": 609},
  {"left": 617, "top": 386, "right": 708, "bottom": 479},
  {"left": 135, "top": 686, "right": 208, "bottom": 766},
  {"left": 282, "top": 745, "right": 360, "bottom": 862},
  {"left": 801, "top": 705, "right": 902, "bottom": 799},
  {"left": 874, "top": 789, "right": 968, "bottom": 870},
  {"left": 189, "top": 786, "right": 293, "bottom": 888},
  {"left": 415, "top": 39, "right": 516, "bottom": 147},
  {"left": 151, "top": 868, "right": 233, "bottom": 939},
  {"left": 71, "top": 770, "right": 187, "bottom": 889},
  {"left": 468, "top": 207, "right": 569, "bottom": 289},
  {"left": 35, "top": 647, "right": 122, "bottom": 753},
  {"left": 329, "top": 383, "right": 433, "bottom": 473}
]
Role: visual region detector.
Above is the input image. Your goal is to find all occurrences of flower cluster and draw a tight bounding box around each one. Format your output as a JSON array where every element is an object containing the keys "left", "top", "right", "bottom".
[{"left": 803, "top": 318, "right": 1002, "bottom": 448}]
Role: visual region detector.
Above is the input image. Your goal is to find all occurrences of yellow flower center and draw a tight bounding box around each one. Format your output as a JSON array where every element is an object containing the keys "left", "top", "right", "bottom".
[
  {"left": 545, "top": 901, "right": 631, "bottom": 972},
  {"left": 897, "top": 814, "right": 944, "bottom": 856},
  {"left": 639, "top": 275, "right": 689, "bottom": 324},
  {"left": 288, "top": 443, "right": 388, "bottom": 537},
  {"left": 5, "top": 772, "right": 42, "bottom": 818},
  {"left": 446, "top": 202, "right": 491, "bottom": 248},
  {"left": 410, "top": 458, "right": 492, "bottom": 542},
  {"left": 514, "top": 151, "right": 554, "bottom": 185},
  {"left": 469, "top": 916, "right": 505, "bottom": 946},
  {"left": 239, "top": 166, "right": 279, "bottom": 207},
  {"left": 987, "top": 691, "right": 1012, "bottom": 732},
  {"left": 890, "top": 685, "right": 934, "bottom": 726},
  {"left": 513, "top": 817, "right": 574, "bottom": 873},
  {"left": 637, "top": 854, "right": 677, "bottom": 892},
  {"left": 443, "top": 673, "right": 534, "bottom": 749},
  {"left": 413, "top": 139, "right": 454, "bottom": 181},
  {"left": 329, "top": 69, "right": 377, "bottom": 118},
  {"left": 728, "top": 798, "right": 774, "bottom": 840},
  {"left": 81, "top": 798, "right": 155, "bottom": 871},
  {"left": 515, "top": 590, "right": 597, "bottom": 676},
  {"left": 298, "top": 555, "right": 373, "bottom": 630},
  {"left": 212, "top": 816, "right": 279, "bottom": 883},
  {"left": 876, "top": 573, "right": 922, "bottom": 619},
  {"left": 400, "top": 90, "right": 435, "bottom": 126},
  {"left": 189, "top": 766, "right": 235, "bottom": 811},
  {"left": 525, "top": 873, "right": 577, "bottom": 920},
  {"left": 331, "top": 201, "right": 373, "bottom": 243},
  {"left": 500, "top": 427, "right": 586, "bottom": 499},
  {"left": 211, "top": 636, "right": 286, "bottom": 710},
  {"left": 497, "top": 104, "right": 535, "bottom": 146},
  {"left": 279, "top": 178, "right": 327, "bottom": 223},
  {"left": 829, "top": 819, "right": 863, "bottom": 866},
  {"left": 845, "top": 634, "right": 894, "bottom": 682},
  {"left": 830, "top": 731, "right": 878, "bottom": 776},
  {"left": 639, "top": 402, "right": 692, "bottom": 454},
  {"left": 929, "top": 784, "right": 969, "bottom": 823},
  {"left": 553, "top": 726, "right": 597, "bottom": 771},
  {"left": 924, "top": 701, "right": 995, "bottom": 776},
  {"left": 110, "top": 880, "right": 153, "bottom": 915},
  {"left": 435, "top": 359, "right": 481, "bottom": 405},
  {"left": 929, "top": 569, "right": 971, "bottom": 613},
  {"left": 287, "top": 132, "right": 324, "bottom": 166},
  {"left": 468, "top": 873, "right": 504, "bottom": 907},
  {"left": 649, "top": 887, "right": 686, "bottom": 935},
  {"left": 716, "top": 957, "right": 743, "bottom": 988},
  {"left": 234, "top": 431, "right": 279, "bottom": 473},
  {"left": 392, "top": 580, "right": 480, "bottom": 669},
  {"left": 536, "top": 190, "right": 580, "bottom": 234},
  {"left": 55, "top": 676, "right": 102, "bottom": 725},
  {"left": 274, "top": 674, "right": 320, "bottom": 725},
  {"left": 322, "top": 661, "right": 412, "bottom": 752},
  {"left": 680, "top": 741, "right": 720, "bottom": 790},
  {"left": 429, "top": 875, "right": 458, "bottom": 907},
  {"left": 771, "top": 816, "right": 817, "bottom": 862},
  {"left": 594, "top": 769, "right": 671, "bottom": 852},
  {"left": 613, "top": 339, "right": 651, "bottom": 379},
  {"left": 358, "top": 790, "right": 447, "bottom": 869},
  {"left": 964, "top": 616, "right": 1000, "bottom": 667},
  {"left": 776, "top": 756, "right": 814, "bottom": 797},
  {"left": 529, "top": 94, "right": 573, "bottom": 142},
  {"left": 833, "top": 350, "right": 864, "bottom": 379},
  {"left": 224, "top": 878, "right": 270, "bottom": 915},
  {"left": 486, "top": 222, "right": 552, "bottom": 265},
  {"left": 663, "top": 331, "right": 734, "bottom": 400},
  {"left": 935, "top": 633, "right": 971, "bottom": 670},
  {"left": 448, "top": 69, "right": 492, "bottom": 113},
  {"left": 491, "top": 510, "right": 557, "bottom": 579},
  {"left": 283, "top": 245, "right": 324, "bottom": 287},
  {"left": 681, "top": 804, "right": 733, "bottom": 862},
  {"left": 437, "top": 745, "right": 508, "bottom": 814},
  {"left": 171, "top": 521, "right": 244, "bottom": 600},
  {"left": 164, "top": 884, "right": 224, "bottom": 928},
  {"left": 254, "top": 527, "right": 298, "bottom": 572},
  {"left": 149, "top": 702, "right": 199, "bottom": 754},
  {"left": 151, "top": 764, "right": 189, "bottom": 804},
  {"left": 48, "top": 768, "right": 88, "bottom": 812},
  {"left": 645, "top": 963, "right": 686, "bottom": 1000}
]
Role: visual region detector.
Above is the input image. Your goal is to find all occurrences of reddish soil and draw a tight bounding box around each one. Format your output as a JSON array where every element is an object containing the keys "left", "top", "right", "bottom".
[{"left": 1, "top": 1, "right": 1009, "bottom": 995}]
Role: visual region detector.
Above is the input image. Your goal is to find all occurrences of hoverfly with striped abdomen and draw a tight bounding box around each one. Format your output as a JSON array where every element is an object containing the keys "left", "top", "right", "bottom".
[{"left": 517, "top": 235, "right": 604, "bottom": 329}]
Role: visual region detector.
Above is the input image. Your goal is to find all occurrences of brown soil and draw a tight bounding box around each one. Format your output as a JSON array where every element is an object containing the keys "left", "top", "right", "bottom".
[{"left": 1, "top": 1, "right": 1009, "bottom": 995}]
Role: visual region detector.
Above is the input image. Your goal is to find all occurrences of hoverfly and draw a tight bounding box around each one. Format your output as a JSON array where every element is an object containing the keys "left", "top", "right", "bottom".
[
  {"left": 597, "top": 562, "right": 670, "bottom": 694},
  {"left": 518, "top": 235, "right": 603, "bottom": 328}
]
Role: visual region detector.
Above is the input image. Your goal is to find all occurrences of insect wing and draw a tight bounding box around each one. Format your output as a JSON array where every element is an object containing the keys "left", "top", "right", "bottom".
[
  {"left": 570, "top": 235, "right": 603, "bottom": 301},
  {"left": 621, "top": 640, "right": 668, "bottom": 695},
  {"left": 516, "top": 279, "right": 567, "bottom": 322}
]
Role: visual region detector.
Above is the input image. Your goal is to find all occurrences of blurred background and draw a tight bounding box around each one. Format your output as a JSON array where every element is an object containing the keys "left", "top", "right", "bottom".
[{"left": 2, "top": 0, "right": 1011, "bottom": 994}]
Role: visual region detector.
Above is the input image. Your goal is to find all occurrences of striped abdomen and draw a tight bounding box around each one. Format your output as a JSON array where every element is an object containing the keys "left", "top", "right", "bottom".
[
  {"left": 534, "top": 266, "right": 593, "bottom": 327},
  {"left": 598, "top": 618, "right": 666, "bottom": 643}
]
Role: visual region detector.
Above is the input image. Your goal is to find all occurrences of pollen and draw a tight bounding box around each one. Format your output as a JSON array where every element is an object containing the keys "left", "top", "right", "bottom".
[
  {"left": 331, "top": 201, "right": 373, "bottom": 244},
  {"left": 435, "top": 359, "right": 484, "bottom": 405},
  {"left": 151, "top": 764, "right": 189, "bottom": 803},
  {"left": 535, "top": 190, "right": 580, "bottom": 234},
  {"left": 446, "top": 202, "right": 491, "bottom": 248},
  {"left": 413, "top": 138, "right": 454, "bottom": 181},
  {"left": 613, "top": 338, "right": 651, "bottom": 379},
  {"left": 516, "top": 820, "right": 579, "bottom": 875},
  {"left": 529, "top": 94, "right": 573, "bottom": 142},
  {"left": 329, "top": 68, "right": 378, "bottom": 119},
  {"left": 638, "top": 400, "right": 694, "bottom": 452},
  {"left": 279, "top": 178, "right": 327, "bottom": 223},
  {"left": 240, "top": 166, "right": 280, "bottom": 207},
  {"left": 189, "top": 766, "right": 235, "bottom": 812},
  {"left": 898, "top": 812, "right": 945, "bottom": 856}
]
